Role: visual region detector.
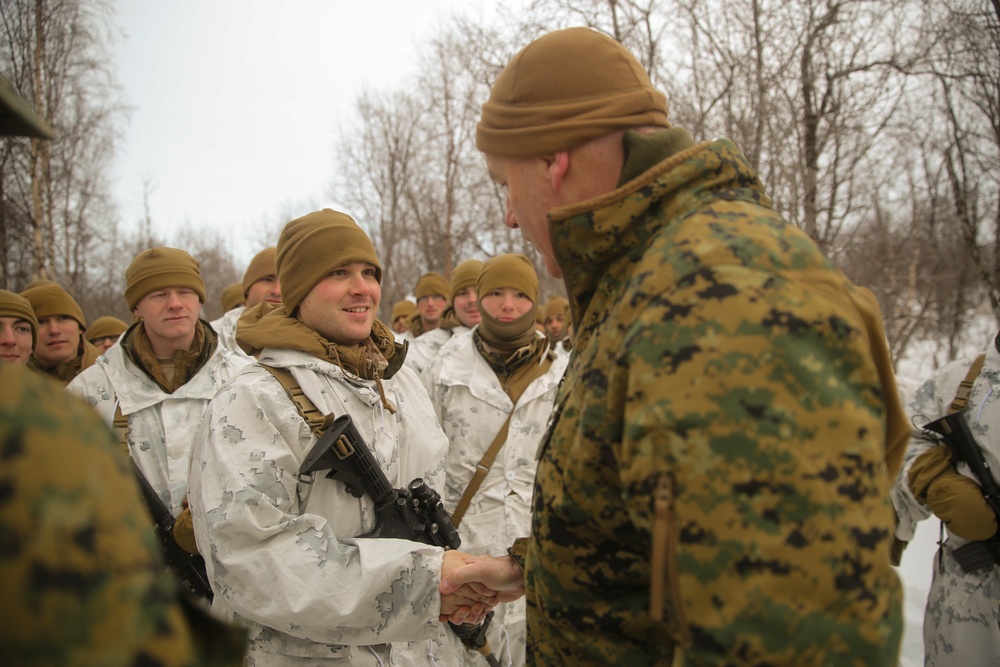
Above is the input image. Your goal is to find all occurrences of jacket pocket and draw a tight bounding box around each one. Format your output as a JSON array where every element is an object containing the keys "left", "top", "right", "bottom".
[{"left": 651, "top": 473, "right": 692, "bottom": 646}]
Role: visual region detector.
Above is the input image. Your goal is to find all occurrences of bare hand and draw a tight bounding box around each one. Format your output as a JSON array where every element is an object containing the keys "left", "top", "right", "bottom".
[
  {"left": 440, "top": 552, "right": 525, "bottom": 623},
  {"left": 440, "top": 550, "right": 500, "bottom": 624}
]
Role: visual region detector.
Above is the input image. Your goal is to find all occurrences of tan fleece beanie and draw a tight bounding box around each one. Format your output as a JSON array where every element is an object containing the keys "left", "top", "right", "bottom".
[
  {"left": 0, "top": 289, "right": 39, "bottom": 345},
  {"left": 449, "top": 259, "right": 484, "bottom": 301},
  {"left": 125, "top": 247, "right": 206, "bottom": 310},
  {"left": 220, "top": 282, "right": 245, "bottom": 312},
  {"left": 87, "top": 315, "right": 128, "bottom": 342},
  {"left": 21, "top": 283, "right": 87, "bottom": 330},
  {"left": 477, "top": 27, "right": 670, "bottom": 157},
  {"left": 477, "top": 254, "right": 539, "bottom": 303},
  {"left": 543, "top": 296, "right": 569, "bottom": 322},
  {"left": 391, "top": 299, "right": 417, "bottom": 323},
  {"left": 414, "top": 272, "right": 449, "bottom": 300},
  {"left": 276, "top": 209, "right": 382, "bottom": 315},
  {"left": 242, "top": 247, "right": 278, "bottom": 296}
]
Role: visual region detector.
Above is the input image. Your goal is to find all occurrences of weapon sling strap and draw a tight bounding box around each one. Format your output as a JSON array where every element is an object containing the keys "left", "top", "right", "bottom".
[
  {"left": 260, "top": 364, "right": 332, "bottom": 437},
  {"left": 947, "top": 354, "right": 986, "bottom": 415},
  {"left": 451, "top": 349, "right": 555, "bottom": 528}
]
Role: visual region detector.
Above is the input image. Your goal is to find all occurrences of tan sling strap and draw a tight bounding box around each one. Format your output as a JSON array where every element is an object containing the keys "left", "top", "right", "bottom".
[
  {"left": 112, "top": 401, "right": 129, "bottom": 452},
  {"left": 947, "top": 354, "right": 986, "bottom": 415},
  {"left": 451, "top": 350, "right": 555, "bottom": 528},
  {"left": 260, "top": 364, "right": 333, "bottom": 437}
]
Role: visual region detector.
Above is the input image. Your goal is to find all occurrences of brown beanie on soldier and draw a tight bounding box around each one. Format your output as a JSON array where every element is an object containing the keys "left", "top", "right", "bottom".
[
  {"left": 276, "top": 209, "right": 381, "bottom": 315},
  {"left": 476, "top": 27, "right": 669, "bottom": 157}
]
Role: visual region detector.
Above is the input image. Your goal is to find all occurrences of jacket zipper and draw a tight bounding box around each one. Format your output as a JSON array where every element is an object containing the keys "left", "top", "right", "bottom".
[{"left": 651, "top": 474, "right": 691, "bottom": 645}]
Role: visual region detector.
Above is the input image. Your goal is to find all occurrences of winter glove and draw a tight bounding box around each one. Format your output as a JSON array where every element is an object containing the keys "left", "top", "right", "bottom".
[
  {"left": 171, "top": 498, "right": 200, "bottom": 554},
  {"left": 907, "top": 446, "right": 999, "bottom": 542}
]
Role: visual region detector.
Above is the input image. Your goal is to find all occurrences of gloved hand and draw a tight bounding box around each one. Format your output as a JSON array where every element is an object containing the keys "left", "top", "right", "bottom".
[
  {"left": 908, "top": 446, "right": 999, "bottom": 541},
  {"left": 171, "top": 498, "right": 200, "bottom": 554}
]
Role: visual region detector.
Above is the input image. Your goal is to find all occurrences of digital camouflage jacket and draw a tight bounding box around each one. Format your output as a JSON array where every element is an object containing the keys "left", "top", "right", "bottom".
[
  {"left": 525, "top": 135, "right": 904, "bottom": 666},
  {"left": 0, "top": 365, "right": 244, "bottom": 666}
]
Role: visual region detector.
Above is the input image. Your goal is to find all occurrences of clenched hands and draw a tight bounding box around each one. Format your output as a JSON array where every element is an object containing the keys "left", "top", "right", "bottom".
[{"left": 439, "top": 552, "right": 526, "bottom": 624}]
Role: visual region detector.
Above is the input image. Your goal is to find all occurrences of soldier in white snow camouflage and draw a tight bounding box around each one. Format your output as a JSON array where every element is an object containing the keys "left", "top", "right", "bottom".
[{"left": 891, "top": 332, "right": 1000, "bottom": 666}]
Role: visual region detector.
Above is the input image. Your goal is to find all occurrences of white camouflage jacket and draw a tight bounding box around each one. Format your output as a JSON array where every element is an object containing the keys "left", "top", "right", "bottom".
[
  {"left": 890, "top": 338, "right": 1000, "bottom": 665},
  {"left": 209, "top": 306, "right": 253, "bottom": 370},
  {"left": 421, "top": 329, "right": 566, "bottom": 554},
  {"left": 405, "top": 326, "right": 470, "bottom": 375},
  {"left": 421, "top": 329, "right": 566, "bottom": 667},
  {"left": 188, "top": 346, "right": 465, "bottom": 665},
  {"left": 66, "top": 327, "right": 239, "bottom": 515}
]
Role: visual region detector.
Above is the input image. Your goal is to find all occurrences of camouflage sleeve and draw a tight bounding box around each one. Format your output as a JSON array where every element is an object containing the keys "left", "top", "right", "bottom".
[
  {"left": 618, "top": 263, "right": 902, "bottom": 665},
  {"left": 890, "top": 358, "right": 967, "bottom": 540},
  {"left": 0, "top": 365, "right": 244, "bottom": 667}
]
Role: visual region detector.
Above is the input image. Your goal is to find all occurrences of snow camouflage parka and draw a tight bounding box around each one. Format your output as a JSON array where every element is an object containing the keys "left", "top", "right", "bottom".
[
  {"left": 406, "top": 325, "right": 470, "bottom": 375},
  {"left": 188, "top": 312, "right": 466, "bottom": 666},
  {"left": 210, "top": 305, "right": 253, "bottom": 370},
  {"left": 525, "top": 133, "right": 906, "bottom": 665},
  {"left": 67, "top": 321, "right": 240, "bottom": 515},
  {"left": 422, "top": 328, "right": 568, "bottom": 666},
  {"left": 891, "top": 339, "right": 1000, "bottom": 666}
]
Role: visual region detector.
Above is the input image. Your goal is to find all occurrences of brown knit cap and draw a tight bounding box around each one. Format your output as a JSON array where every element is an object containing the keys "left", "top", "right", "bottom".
[
  {"left": 477, "top": 27, "right": 669, "bottom": 157},
  {"left": 0, "top": 289, "right": 39, "bottom": 346},
  {"left": 21, "top": 283, "right": 87, "bottom": 330},
  {"left": 242, "top": 247, "right": 278, "bottom": 296},
  {"left": 543, "top": 296, "right": 569, "bottom": 321},
  {"left": 276, "top": 208, "right": 382, "bottom": 315},
  {"left": 414, "top": 272, "right": 449, "bottom": 301},
  {"left": 477, "top": 254, "right": 538, "bottom": 304},
  {"left": 125, "top": 247, "right": 206, "bottom": 310},
  {"left": 220, "top": 282, "right": 245, "bottom": 312},
  {"left": 391, "top": 299, "right": 417, "bottom": 322},
  {"left": 87, "top": 315, "right": 128, "bottom": 342},
  {"left": 449, "top": 259, "right": 484, "bottom": 302}
]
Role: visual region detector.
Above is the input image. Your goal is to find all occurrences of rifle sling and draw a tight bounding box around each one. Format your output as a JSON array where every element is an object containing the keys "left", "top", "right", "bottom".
[
  {"left": 451, "top": 351, "right": 554, "bottom": 528},
  {"left": 948, "top": 354, "right": 986, "bottom": 414},
  {"left": 261, "top": 364, "right": 331, "bottom": 437}
]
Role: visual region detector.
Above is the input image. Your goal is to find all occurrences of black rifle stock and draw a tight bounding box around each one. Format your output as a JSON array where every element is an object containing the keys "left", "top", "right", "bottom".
[
  {"left": 131, "top": 462, "right": 214, "bottom": 601},
  {"left": 298, "top": 414, "right": 498, "bottom": 666},
  {"left": 924, "top": 412, "right": 1000, "bottom": 571}
]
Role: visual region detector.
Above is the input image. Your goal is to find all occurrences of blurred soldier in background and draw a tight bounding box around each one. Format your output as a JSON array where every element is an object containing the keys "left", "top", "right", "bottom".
[
  {"left": 407, "top": 258, "right": 483, "bottom": 374},
  {"left": 21, "top": 282, "right": 99, "bottom": 384},
  {"left": 87, "top": 315, "right": 129, "bottom": 354}
]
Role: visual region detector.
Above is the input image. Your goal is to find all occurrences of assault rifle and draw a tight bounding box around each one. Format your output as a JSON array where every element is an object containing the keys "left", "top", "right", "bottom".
[
  {"left": 298, "top": 414, "right": 497, "bottom": 666},
  {"left": 131, "top": 462, "right": 214, "bottom": 601},
  {"left": 924, "top": 412, "right": 1000, "bottom": 572}
]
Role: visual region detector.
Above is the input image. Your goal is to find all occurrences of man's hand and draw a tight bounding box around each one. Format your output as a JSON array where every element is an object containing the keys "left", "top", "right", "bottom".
[
  {"left": 439, "top": 552, "right": 526, "bottom": 623},
  {"left": 440, "top": 550, "right": 499, "bottom": 624}
]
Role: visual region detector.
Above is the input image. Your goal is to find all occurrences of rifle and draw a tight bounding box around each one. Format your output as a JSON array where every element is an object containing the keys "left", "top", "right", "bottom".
[
  {"left": 131, "top": 462, "right": 214, "bottom": 601},
  {"left": 298, "top": 414, "right": 498, "bottom": 666},
  {"left": 924, "top": 412, "right": 1000, "bottom": 572}
]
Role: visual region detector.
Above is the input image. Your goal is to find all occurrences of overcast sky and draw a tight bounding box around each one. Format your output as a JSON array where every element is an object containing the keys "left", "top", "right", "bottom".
[{"left": 111, "top": 0, "right": 506, "bottom": 267}]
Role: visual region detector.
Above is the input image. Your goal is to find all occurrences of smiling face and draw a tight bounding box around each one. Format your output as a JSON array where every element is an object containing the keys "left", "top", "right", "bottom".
[
  {"left": 297, "top": 262, "right": 381, "bottom": 346},
  {"left": 0, "top": 316, "right": 35, "bottom": 365},
  {"left": 480, "top": 287, "right": 535, "bottom": 323},
  {"left": 485, "top": 153, "right": 562, "bottom": 279},
  {"left": 132, "top": 287, "right": 201, "bottom": 356},
  {"left": 34, "top": 315, "right": 82, "bottom": 367}
]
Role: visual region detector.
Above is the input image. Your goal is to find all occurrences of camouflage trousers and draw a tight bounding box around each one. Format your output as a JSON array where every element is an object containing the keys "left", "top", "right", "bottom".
[{"left": 922, "top": 545, "right": 1000, "bottom": 666}]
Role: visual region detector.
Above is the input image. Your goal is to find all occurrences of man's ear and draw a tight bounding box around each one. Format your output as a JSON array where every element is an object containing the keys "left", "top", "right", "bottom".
[{"left": 543, "top": 152, "right": 570, "bottom": 192}]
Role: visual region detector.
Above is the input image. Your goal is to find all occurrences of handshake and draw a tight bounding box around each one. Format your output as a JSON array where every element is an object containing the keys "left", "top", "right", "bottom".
[{"left": 438, "top": 551, "right": 528, "bottom": 624}]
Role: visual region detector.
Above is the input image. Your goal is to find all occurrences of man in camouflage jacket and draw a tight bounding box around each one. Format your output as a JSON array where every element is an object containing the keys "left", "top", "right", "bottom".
[{"left": 442, "top": 27, "right": 909, "bottom": 666}]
